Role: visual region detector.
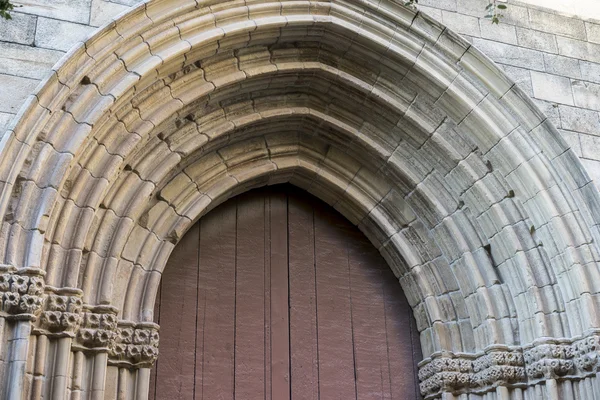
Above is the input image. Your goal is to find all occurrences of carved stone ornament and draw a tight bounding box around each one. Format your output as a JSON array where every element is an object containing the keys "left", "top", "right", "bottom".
[
  {"left": 523, "top": 342, "right": 575, "bottom": 379},
  {"left": 72, "top": 305, "right": 119, "bottom": 352},
  {"left": 0, "top": 265, "right": 45, "bottom": 319},
  {"left": 419, "top": 333, "right": 600, "bottom": 398},
  {"left": 26, "top": 289, "right": 161, "bottom": 368},
  {"left": 109, "top": 322, "right": 160, "bottom": 368},
  {"left": 33, "top": 287, "right": 84, "bottom": 338}
]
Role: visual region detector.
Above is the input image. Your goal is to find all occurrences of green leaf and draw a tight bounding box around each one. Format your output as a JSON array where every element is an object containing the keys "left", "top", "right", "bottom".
[
  {"left": 497, "top": 4, "right": 507, "bottom": 9},
  {"left": 0, "top": 0, "right": 14, "bottom": 20}
]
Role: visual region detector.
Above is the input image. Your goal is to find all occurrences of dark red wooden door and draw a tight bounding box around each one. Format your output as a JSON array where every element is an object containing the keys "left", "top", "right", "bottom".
[{"left": 151, "top": 185, "right": 422, "bottom": 399}]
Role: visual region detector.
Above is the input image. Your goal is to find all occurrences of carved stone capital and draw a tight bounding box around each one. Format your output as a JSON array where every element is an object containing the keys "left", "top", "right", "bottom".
[
  {"left": 0, "top": 265, "right": 45, "bottom": 320},
  {"left": 524, "top": 342, "right": 575, "bottom": 380},
  {"left": 108, "top": 322, "right": 160, "bottom": 369},
  {"left": 419, "top": 332, "right": 600, "bottom": 398},
  {"left": 472, "top": 349, "right": 525, "bottom": 388},
  {"left": 72, "top": 305, "right": 119, "bottom": 352},
  {"left": 418, "top": 356, "right": 474, "bottom": 396},
  {"left": 33, "top": 287, "right": 84, "bottom": 338},
  {"left": 25, "top": 289, "right": 160, "bottom": 369},
  {"left": 418, "top": 348, "right": 526, "bottom": 397}
]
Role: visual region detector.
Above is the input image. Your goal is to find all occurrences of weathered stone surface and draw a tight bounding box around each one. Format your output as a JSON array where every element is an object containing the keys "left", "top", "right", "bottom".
[
  {"left": 543, "top": 53, "right": 581, "bottom": 79},
  {"left": 532, "top": 98, "right": 561, "bottom": 127},
  {"left": 499, "top": 64, "right": 533, "bottom": 96},
  {"left": 418, "top": 5, "right": 442, "bottom": 21},
  {"left": 581, "top": 158, "right": 600, "bottom": 187},
  {"left": 559, "top": 104, "right": 600, "bottom": 135},
  {"left": 572, "top": 80, "right": 600, "bottom": 112},
  {"left": 556, "top": 36, "right": 600, "bottom": 64},
  {"left": 35, "top": 17, "right": 96, "bottom": 52},
  {"left": 580, "top": 133, "right": 600, "bottom": 160},
  {"left": 0, "top": 112, "right": 14, "bottom": 133},
  {"left": 530, "top": 71, "right": 574, "bottom": 105},
  {"left": 441, "top": 10, "right": 480, "bottom": 37},
  {"left": 479, "top": 19, "right": 517, "bottom": 45},
  {"left": 560, "top": 129, "right": 583, "bottom": 157},
  {"left": 107, "top": 0, "right": 139, "bottom": 5},
  {"left": 515, "top": 27, "right": 558, "bottom": 54},
  {"left": 0, "top": 74, "right": 39, "bottom": 113},
  {"left": 586, "top": 22, "right": 600, "bottom": 45},
  {"left": 418, "top": 0, "right": 457, "bottom": 12},
  {"left": 0, "top": 42, "right": 63, "bottom": 80},
  {"left": 0, "top": 12, "right": 36, "bottom": 45},
  {"left": 455, "top": 0, "right": 496, "bottom": 18},
  {"left": 581, "top": 61, "right": 600, "bottom": 85},
  {"left": 528, "top": 8, "right": 587, "bottom": 40},
  {"left": 497, "top": 3, "right": 530, "bottom": 28},
  {"left": 14, "top": 0, "right": 92, "bottom": 24},
  {"left": 471, "top": 38, "right": 545, "bottom": 71},
  {"left": 90, "top": 0, "right": 130, "bottom": 27}
]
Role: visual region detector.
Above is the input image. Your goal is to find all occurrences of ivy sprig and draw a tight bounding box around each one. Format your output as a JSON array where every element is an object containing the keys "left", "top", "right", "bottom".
[
  {"left": 0, "top": 0, "right": 15, "bottom": 20},
  {"left": 485, "top": 1, "right": 508, "bottom": 24},
  {"left": 403, "top": 0, "right": 507, "bottom": 24}
]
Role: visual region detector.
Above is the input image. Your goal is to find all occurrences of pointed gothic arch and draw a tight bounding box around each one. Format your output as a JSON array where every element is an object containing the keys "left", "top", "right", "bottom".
[{"left": 0, "top": 0, "right": 599, "bottom": 398}]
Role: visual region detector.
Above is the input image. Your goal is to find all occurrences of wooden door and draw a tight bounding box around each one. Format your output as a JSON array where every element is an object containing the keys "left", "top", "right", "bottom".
[{"left": 150, "top": 185, "right": 422, "bottom": 399}]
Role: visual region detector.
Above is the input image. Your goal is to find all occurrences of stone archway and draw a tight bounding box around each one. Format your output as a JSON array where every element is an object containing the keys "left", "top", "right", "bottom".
[{"left": 0, "top": 1, "right": 599, "bottom": 399}]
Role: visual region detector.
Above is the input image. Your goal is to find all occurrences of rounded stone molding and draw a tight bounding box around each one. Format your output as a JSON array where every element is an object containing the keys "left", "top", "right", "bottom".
[{"left": 0, "top": 0, "right": 599, "bottom": 399}]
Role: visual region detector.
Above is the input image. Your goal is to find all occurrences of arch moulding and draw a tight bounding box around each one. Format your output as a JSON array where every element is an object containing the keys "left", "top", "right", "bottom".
[{"left": 1, "top": 0, "right": 600, "bottom": 398}]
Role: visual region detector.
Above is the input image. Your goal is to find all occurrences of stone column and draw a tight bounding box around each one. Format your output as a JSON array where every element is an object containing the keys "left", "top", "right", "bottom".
[
  {"left": 70, "top": 306, "right": 119, "bottom": 399},
  {"left": 0, "top": 266, "right": 45, "bottom": 400},
  {"left": 107, "top": 321, "right": 160, "bottom": 399},
  {"left": 34, "top": 289, "right": 84, "bottom": 398}
]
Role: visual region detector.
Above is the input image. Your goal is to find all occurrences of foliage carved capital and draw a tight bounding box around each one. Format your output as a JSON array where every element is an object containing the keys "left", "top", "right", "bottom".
[
  {"left": 0, "top": 265, "right": 45, "bottom": 320},
  {"left": 419, "top": 332, "right": 600, "bottom": 398},
  {"left": 108, "top": 321, "right": 160, "bottom": 369}
]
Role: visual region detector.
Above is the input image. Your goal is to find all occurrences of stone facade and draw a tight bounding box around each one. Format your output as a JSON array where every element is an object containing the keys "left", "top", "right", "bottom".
[{"left": 0, "top": 0, "right": 600, "bottom": 399}]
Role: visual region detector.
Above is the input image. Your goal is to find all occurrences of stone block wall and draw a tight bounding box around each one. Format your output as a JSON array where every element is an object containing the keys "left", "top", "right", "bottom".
[
  {"left": 419, "top": 0, "right": 600, "bottom": 184},
  {"left": 1, "top": 0, "right": 600, "bottom": 184},
  {"left": 0, "top": 0, "right": 132, "bottom": 125}
]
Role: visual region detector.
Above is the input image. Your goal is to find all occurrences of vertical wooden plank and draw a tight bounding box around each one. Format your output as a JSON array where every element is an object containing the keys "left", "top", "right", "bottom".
[
  {"left": 314, "top": 200, "right": 357, "bottom": 400},
  {"left": 155, "top": 223, "right": 199, "bottom": 400},
  {"left": 382, "top": 265, "right": 420, "bottom": 400},
  {"left": 348, "top": 233, "right": 393, "bottom": 399},
  {"left": 288, "top": 193, "right": 319, "bottom": 400},
  {"left": 234, "top": 192, "right": 266, "bottom": 399},
  {"left": 269, "top": 192, "right": 290, "bottom": 400},
  {"left": 196, "top": 200, "right": 238, "bottom": 400},
  {"left": 264, "top": 192, "right": 271, "bottom": 400},
  {"left": 194, "top": 222, "right": 204, "bottom": 400},
  {"left": 148, "top": 282, "right": 161, "bottom": 400}
]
